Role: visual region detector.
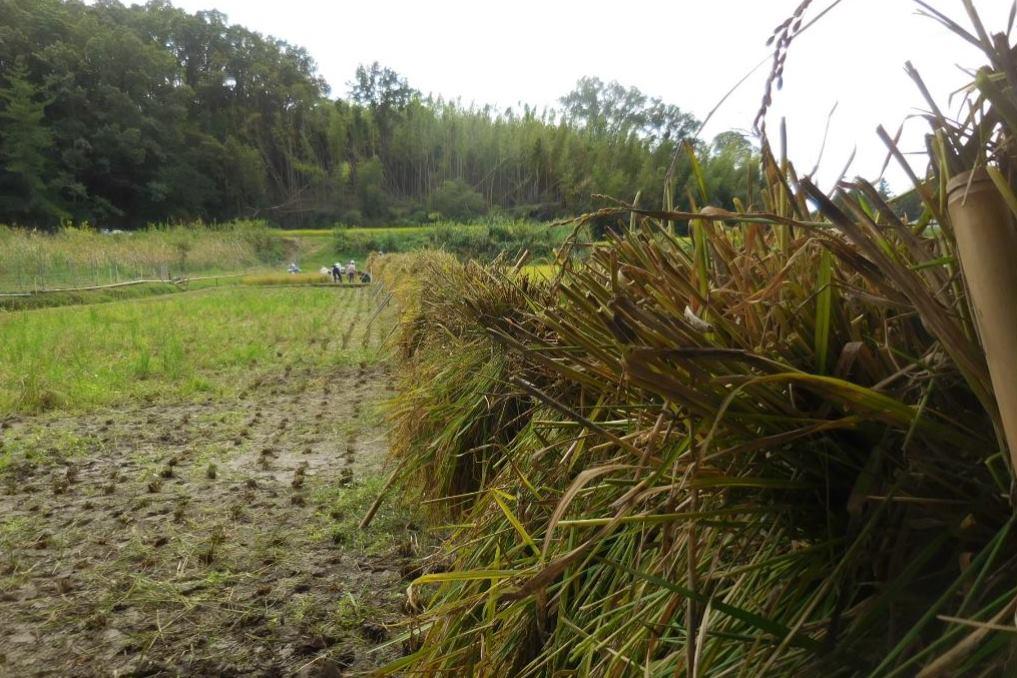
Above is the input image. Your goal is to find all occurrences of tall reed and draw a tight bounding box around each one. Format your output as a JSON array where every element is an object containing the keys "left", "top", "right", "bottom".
[{"left": 0, "top": 221, "right": 282, "bottom": 292}]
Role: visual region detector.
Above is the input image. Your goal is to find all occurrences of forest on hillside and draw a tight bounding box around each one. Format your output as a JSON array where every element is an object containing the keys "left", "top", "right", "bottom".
[{"left": 0, "top": 0, "right": 761, "bottom": 228}]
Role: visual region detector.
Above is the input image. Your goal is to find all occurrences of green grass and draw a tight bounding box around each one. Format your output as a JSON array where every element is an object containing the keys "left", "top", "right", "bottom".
[
  {"left": 0, "top": 286, "right": 387, "bottom": 414},
  {"left": 288, "top": 234, "right": 336, "bottom": 265},
  {"left": 279, "top": 221, "right": 583, "bottom": 268},
  {"left": 311, "top": 474, "right": 409, "bottom": 554},
  {"left": 274, "top": 226, "right": 432, "bottom": 238},
  {"left": 0, "top": 276, "right": 244, "bottom": 312},
  {"left": 278, "top": 226, "right": 437, "bottom": 272}
]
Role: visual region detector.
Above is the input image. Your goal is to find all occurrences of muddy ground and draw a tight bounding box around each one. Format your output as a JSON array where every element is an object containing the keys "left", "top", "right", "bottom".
[{"left": 0, "top": 364, "right": 418, "bottom": 677}]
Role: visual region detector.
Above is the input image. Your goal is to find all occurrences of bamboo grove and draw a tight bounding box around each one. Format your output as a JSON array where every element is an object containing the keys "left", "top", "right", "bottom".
[
  {"left": 373, "top": 3, "right": 1017, "bottom": 675},
  {"left": 0, "top": 1, "right": 758, "bottom": 228}
]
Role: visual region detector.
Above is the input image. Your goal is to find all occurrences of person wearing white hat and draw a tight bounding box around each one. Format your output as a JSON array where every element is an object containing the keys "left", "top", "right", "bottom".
[
  {"left": 345, "top": 259, "right": 357, "bottom": 283},
  {"left": 331, "top": 262, "right": 342, "bottom": 283}
]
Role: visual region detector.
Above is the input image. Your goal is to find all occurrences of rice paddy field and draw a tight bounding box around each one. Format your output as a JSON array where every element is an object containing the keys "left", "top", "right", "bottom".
[
  {"left": 0, "top": 285, "right": 420, "bottom": 675},
  {"left": 4, "top": 5, "right": 1017, "bottom": 677},
  {"left": 0, "top": 287, "right": 390, "bottom": 413}
]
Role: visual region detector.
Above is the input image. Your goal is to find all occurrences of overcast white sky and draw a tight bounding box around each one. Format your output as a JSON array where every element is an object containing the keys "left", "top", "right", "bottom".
[{"left": 167, "top": 0, "right": 1011, "bottom": 191}]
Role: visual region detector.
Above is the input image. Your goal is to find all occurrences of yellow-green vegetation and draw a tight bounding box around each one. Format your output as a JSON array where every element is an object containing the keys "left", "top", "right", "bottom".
[
  {"left": 375, "top": 11, "right": 1017, "bottom": 675},
  {"left": 518, "top": 262, "right": 557, "bottom": 279},
  {"left": 0, "top": 221, "right": 283, "bottom": 292},
  {"left": 0, "top": 286, "right": 385, "bottom": 414},
  {"left": 240, "top": 271, "right": 333, "bottom": 286}
]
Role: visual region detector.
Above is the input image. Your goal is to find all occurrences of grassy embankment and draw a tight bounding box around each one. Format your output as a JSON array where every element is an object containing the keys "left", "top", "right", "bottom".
[
  {"left": 0, "top": 222, "right": 283, "bottom": 291},
  {"left": 0, "top": 277, "right": 250, "bottom": 312}
]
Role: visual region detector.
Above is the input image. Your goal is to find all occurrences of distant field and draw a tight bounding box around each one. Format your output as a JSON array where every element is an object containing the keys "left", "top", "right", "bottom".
[{"left": 0, "top": 286, "right": 388, "bottom": 414}]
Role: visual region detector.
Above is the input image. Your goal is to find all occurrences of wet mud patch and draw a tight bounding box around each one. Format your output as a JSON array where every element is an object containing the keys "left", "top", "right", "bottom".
[{"left": 0, "top": 366, "right": 416, "bottom": 676}]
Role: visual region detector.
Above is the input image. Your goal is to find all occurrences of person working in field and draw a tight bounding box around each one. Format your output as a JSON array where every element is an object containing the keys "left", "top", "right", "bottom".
[
  {"left": 331, "top": 262, "right": 342, "bottom": 283},
  {"left": 346, "top": 259, "right": 357, "bottom": 283}
]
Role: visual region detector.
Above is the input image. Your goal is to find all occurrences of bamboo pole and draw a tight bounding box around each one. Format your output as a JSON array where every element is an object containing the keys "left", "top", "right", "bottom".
[{"left": 947, "top": 168, "right": 1017, "bottom": 468}]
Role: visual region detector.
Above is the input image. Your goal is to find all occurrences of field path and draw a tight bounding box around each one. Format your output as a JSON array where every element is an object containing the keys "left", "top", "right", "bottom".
[{"left": 0, "top": 290, "right": 414, "bottom": 677}]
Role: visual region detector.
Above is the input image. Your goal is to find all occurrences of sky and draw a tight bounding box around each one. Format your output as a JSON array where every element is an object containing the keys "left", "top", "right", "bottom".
[{"left": 167, "top": 0, "right": 1012, "bottom": 191}]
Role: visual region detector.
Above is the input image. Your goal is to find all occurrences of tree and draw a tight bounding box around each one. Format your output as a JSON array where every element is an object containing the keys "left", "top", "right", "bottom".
[
  {"left": 876, "top": 178, "right": 924, "bottom": 222},
  {"left": 348, "top": 62, "right": 418, "bottom": 185},
  {"left": 698, "top": 131, "right": 761, "bottom": 208},
  {"left": 0, "top": 62, "right": 64, "bottom": 225},
  {"left": 348, "top": 62, "right": 417, "bottom": 111},
  {"left": 560, "top": 77, "right": 698, "bottom": 146},
  {"left": 355, "top": 156, "right": 388, "bottom": 219},
  {"left": 428, "top": 179, "right": 486, "bottom": 220}
]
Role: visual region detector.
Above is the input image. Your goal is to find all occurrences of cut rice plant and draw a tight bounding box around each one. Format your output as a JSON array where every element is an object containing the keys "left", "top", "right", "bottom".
[
  {"left": 375, "top": 4, "right": 1017, "bottom": 675},
  {"left": 376, "top": 251, "right": 554, "bottom": 514},
  {"left": 240, "top": 271, "right": 333, "bottom": 286}
]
